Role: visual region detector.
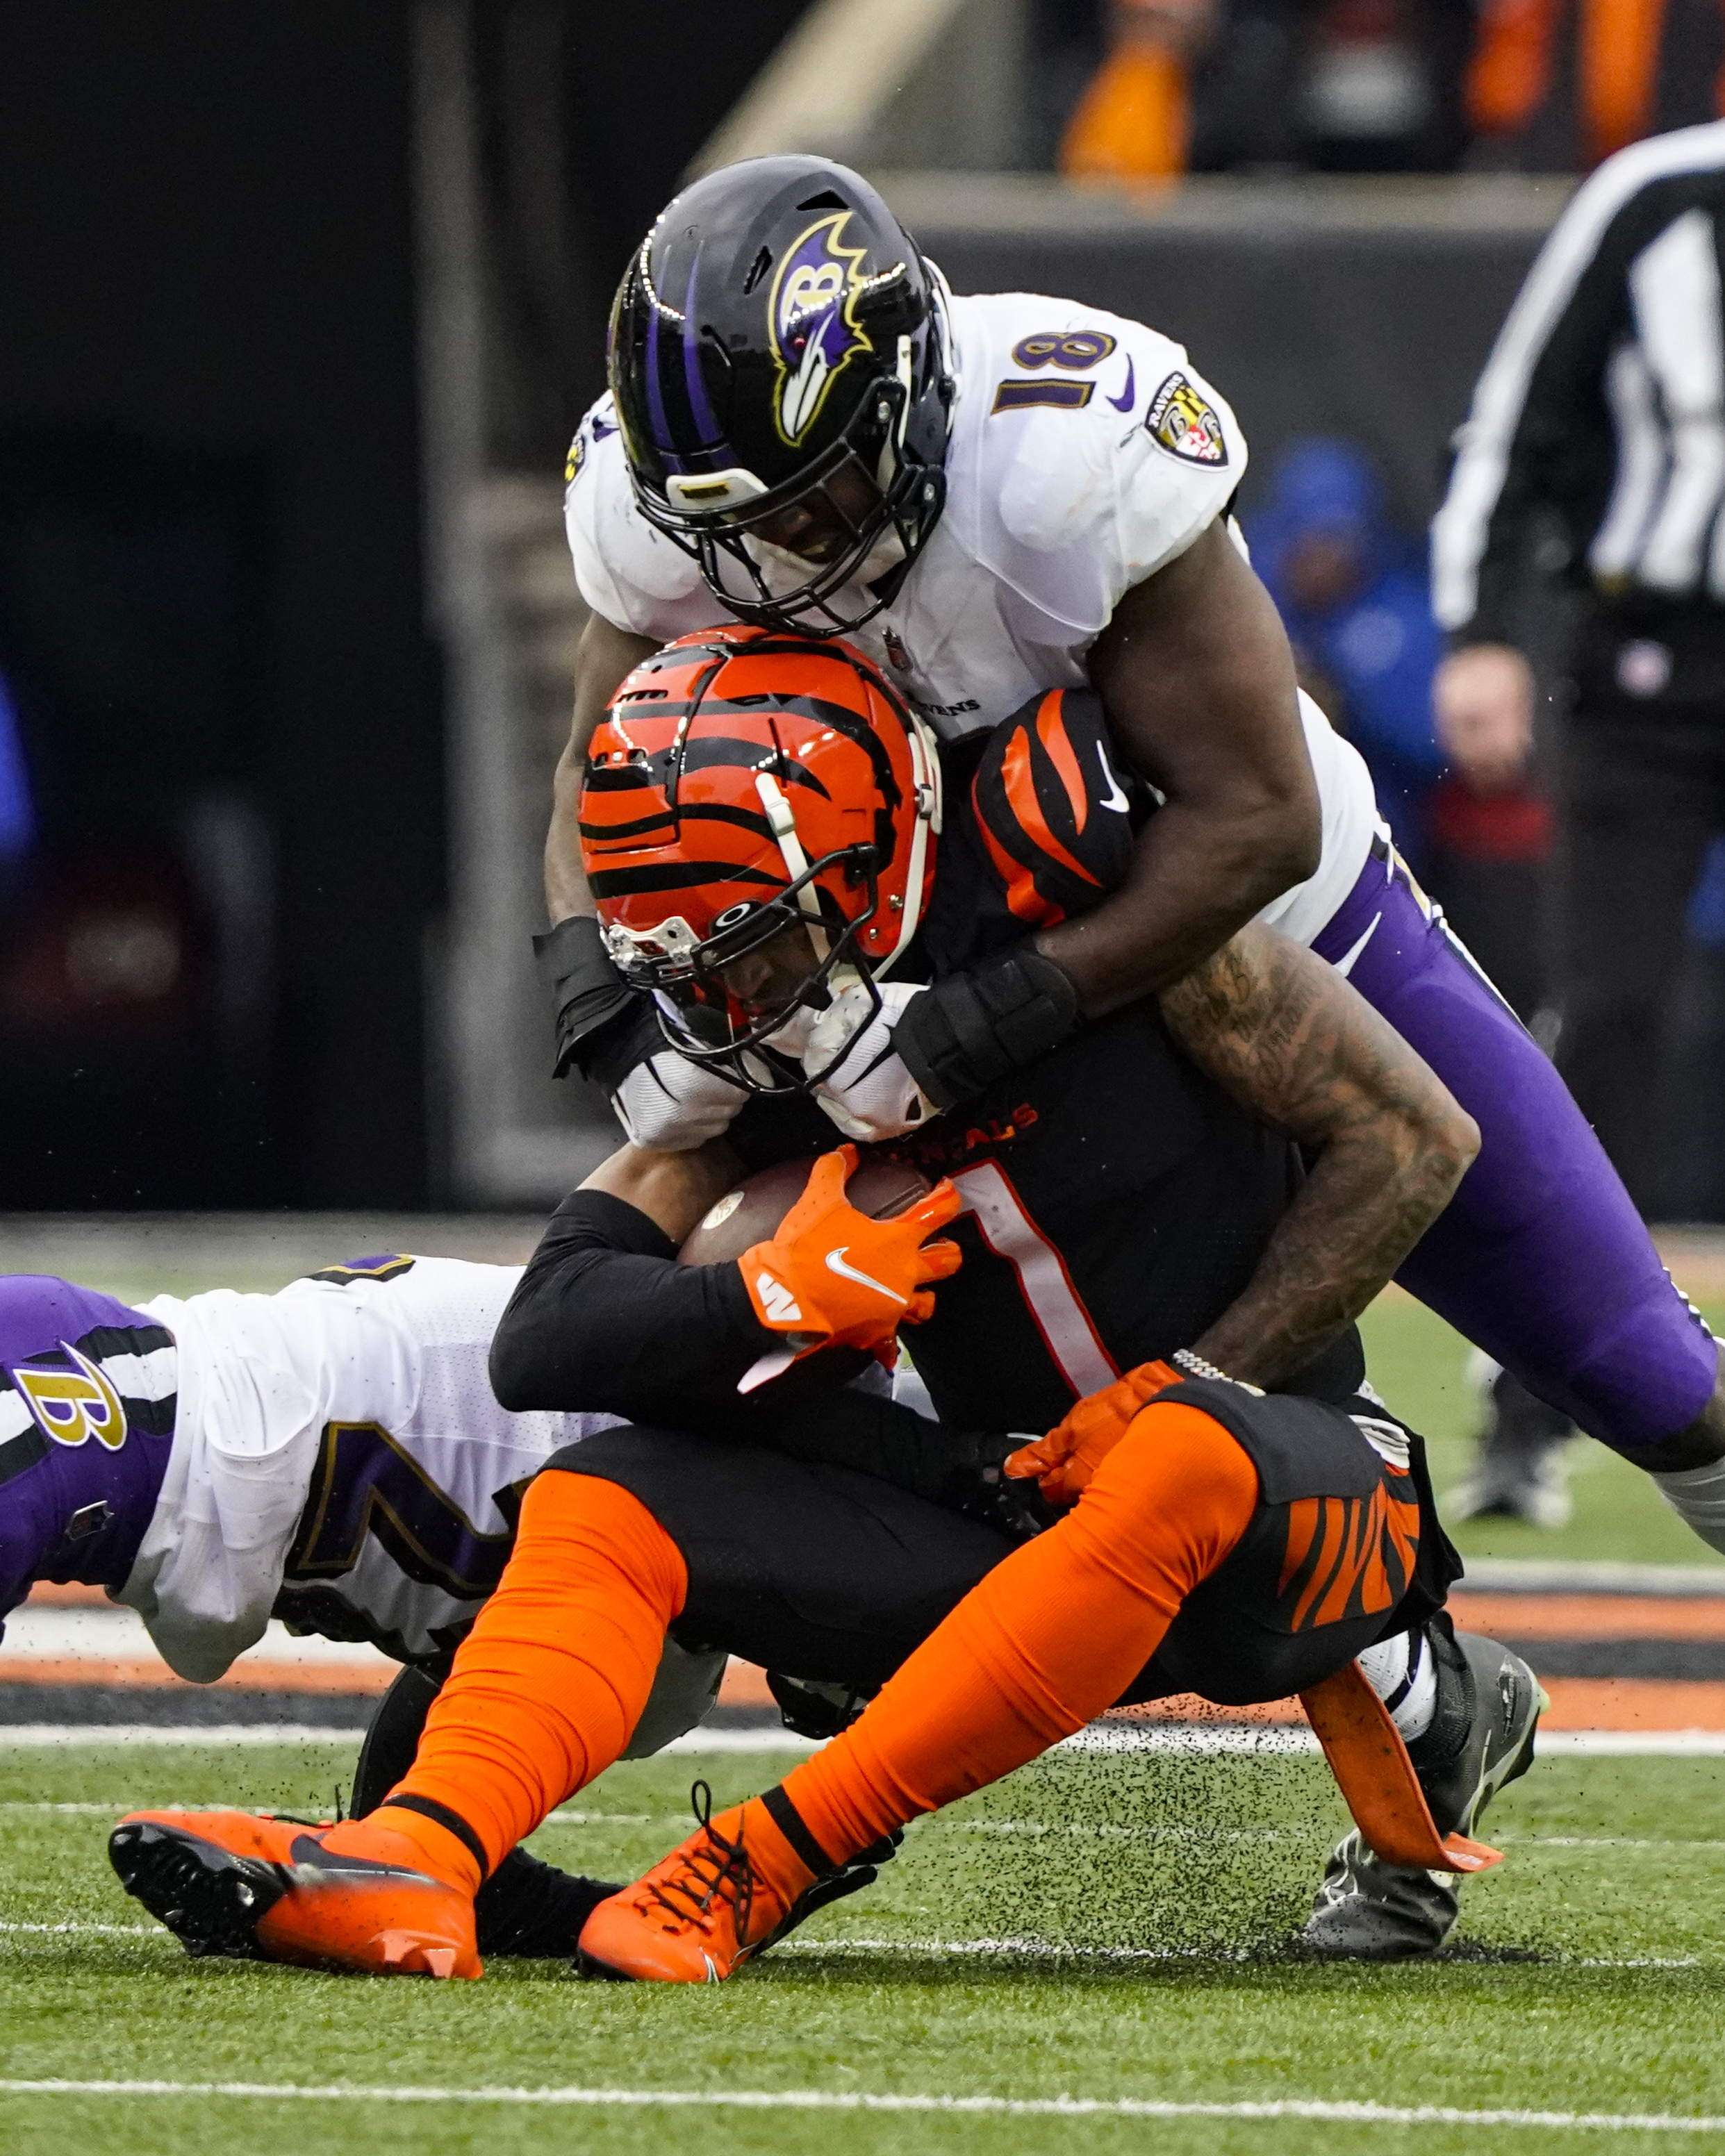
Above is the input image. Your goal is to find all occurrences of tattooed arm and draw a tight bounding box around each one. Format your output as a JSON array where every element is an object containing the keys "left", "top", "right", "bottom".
[{"left": 1158, "top": 923, "right": 1478, "bottom": 1386}]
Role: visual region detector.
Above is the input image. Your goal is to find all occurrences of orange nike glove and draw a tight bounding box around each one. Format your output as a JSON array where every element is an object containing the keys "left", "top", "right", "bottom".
[
  {"left": 740, "top": 1144, "right": 964, "bottom": 1362},
  {"left": 1004, "top": 1358, "right": 1182, "bottom": 1504}
]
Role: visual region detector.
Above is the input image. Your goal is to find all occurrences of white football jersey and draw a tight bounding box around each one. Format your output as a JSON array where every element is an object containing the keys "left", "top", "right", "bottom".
[
  {"left": 119, "top": 1255, "right": 620, "bottom": 1682},
  {"left": 566, "top": 288, "right": 1380, "bottom": 947}
]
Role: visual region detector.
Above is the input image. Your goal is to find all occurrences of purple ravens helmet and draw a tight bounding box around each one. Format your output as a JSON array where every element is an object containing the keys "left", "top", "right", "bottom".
[{"left": 608, "top": 156, "right": 954, "bottom": 635}]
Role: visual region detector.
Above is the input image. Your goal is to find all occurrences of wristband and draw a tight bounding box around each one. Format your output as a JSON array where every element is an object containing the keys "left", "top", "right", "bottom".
[
  {"left": 890, "top": 945, "right": 1079, "bottom": 1111},
  {"left": 533, "top": 915, "right": 654, "bottom": 1084}
]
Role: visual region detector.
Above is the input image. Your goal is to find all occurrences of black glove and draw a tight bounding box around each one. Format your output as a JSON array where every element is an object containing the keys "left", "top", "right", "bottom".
[
  {"left": 936, "top": 1429, "right": 1059, "bottom": 1541},
  {"left": 891, "top": 944, "right": 1079, "bottom": 1112}
]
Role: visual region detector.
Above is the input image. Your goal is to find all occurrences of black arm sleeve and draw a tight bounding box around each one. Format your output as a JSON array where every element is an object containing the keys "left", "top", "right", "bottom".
[
  {"left": 490, "top": 1188, "right": 1032, "bottom": 1506},
  {"left": 534, "top": 915, "right": 658, "bottom": 1087},
  {"left": 489, "top": 1188, "right": 770, "bottom": 1421}
]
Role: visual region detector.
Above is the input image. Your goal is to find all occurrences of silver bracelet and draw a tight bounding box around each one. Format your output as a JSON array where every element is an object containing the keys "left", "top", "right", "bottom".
[
  {"left": 1172, "top": 1347, "right": 1232, "bottom": 1384},
  {"left": 1172, "top": 1348, "right": 1267, "bottom": 1397}
]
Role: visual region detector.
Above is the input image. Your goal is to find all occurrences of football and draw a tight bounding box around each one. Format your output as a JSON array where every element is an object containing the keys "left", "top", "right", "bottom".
[{"left": 677, "top": 1154, "right": 933, "bottom": 1267}]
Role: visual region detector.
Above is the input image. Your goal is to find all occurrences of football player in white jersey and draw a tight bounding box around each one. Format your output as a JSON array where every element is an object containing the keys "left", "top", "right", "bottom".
[
  {"left": 535, "top": 156, "right": 1725, "bottom": 1533},
  {"left": 0, "top": 1259, "right": 718, "bottom": 1955}
]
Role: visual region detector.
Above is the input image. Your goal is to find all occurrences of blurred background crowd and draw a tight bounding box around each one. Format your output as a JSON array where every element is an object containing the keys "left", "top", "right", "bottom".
[{"left": 1, "top": 0, "right": 1722, "bottom": 1225}]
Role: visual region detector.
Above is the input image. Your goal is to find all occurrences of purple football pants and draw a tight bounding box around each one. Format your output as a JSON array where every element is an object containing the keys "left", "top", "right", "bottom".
[{"left": 1312, "top": 842, "right": 1717, "bottom": 1450}]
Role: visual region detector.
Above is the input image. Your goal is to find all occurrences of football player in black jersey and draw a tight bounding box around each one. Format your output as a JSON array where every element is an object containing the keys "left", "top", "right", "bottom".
[{"left": 110, "top": 632, "right": 1540, "bottom": 1977}]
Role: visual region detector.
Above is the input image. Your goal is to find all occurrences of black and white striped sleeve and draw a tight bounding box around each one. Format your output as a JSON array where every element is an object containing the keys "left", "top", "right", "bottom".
[{"left": 1431, "top": 124, "right": 1725, "bottom": 645}]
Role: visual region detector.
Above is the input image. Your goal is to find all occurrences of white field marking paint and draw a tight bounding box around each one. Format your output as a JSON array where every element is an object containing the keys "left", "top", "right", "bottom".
[
  {"left": 953, "top": 1821, "right": 1302, "bottom": 1841},
  {"left": 0, "top": 1922, "right": 160, "bottom": 1938},
  {"left": 540, "top": 1811, "right": 656, "bottom": 1826},
  {"left": 1497, "top": 1836, "right": 1725, "bottom": 1852},
  {"left": 8, "top": 1804, "right": 1716, "bottom": 1852},
  {"left": 958, "top": 1821, "right": 1725, "bottom": 1853},
  {"left": 1537, "top": 1732, "right": 1725, "bottom": 1757},
  {"left": 0, "top": 1723, "right": 818, "bottom": 1753},
  {"left": 773, "top": 1939, "right": 1704, "bottom": 1970},
  {"left": 2, "top": 2081, "right": 1725, "bottom": 2131},
  {"left": 8, "top": 1721, "right": 1725, "bottom": 1758},
  {"left": 1059, "top": 1725, "right": 1321, "bottom": 1755},
  {"left": 0, "top": 1924, "right": 1701, "bottom": 1971},
  {"left": 661, "top": 1728, "right": 819, "bottom": 1754},
  {"left": 0, "top": 1726, "right": 364, "bottom": 1748},
  {"left": 1066, "top": 1727, "right": 1725, "bottom": 1759},
  {"left": 0, "top": 1800, "right": 666, "bottom": 1826},
  {"left": 0, "top": 1801, "right": 134, "bottom": 1813}
]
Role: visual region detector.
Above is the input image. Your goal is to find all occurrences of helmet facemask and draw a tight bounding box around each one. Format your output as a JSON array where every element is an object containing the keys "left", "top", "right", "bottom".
[
  {"left": 633, "top": 367, "right": 946, "bottom": 638},
  {"left": 604, "top": 841, "right": 890, "bottom": 1092}
]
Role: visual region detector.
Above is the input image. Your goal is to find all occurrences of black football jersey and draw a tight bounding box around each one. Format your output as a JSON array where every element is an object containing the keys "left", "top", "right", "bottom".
[{"left": 729, "top": 690, "right": 1363, "bottom": 1436}]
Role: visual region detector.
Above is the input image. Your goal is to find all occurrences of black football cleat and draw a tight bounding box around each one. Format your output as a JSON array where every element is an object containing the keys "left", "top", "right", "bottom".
[{"left": 1300, "top": 1627, "right": 1546, "bottom": 1960}]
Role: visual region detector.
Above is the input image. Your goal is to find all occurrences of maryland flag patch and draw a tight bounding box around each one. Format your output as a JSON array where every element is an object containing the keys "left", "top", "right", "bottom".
[
  {"left": 564, "top": 433, "right": 586, "bottom": 485},
  {"left": 1145, "top": 371, "right": 1228, "bottom": 467}
]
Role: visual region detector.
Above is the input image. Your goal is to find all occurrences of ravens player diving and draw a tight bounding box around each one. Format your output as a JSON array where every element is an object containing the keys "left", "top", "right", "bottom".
[
  {"left": 110, "top": 631, "right": 1542, "bottom": 1977},
  {"left": 0, "top": 1256, "right": 720, "bottom": 1959},
  {"left": 540, "top": 158, "right": 1725, "bottom": 1568}
]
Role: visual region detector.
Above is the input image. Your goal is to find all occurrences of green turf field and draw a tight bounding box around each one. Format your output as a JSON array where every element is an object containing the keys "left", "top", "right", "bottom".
[
  {"left": 5, "top": 1734, "right": 1725, "bottom": 2154},
  {"left": 5, "top": 1248, "right": 1723, "bottom": 2150}
]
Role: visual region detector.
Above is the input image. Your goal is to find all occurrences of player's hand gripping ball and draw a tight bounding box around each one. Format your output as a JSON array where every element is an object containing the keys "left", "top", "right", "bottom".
[
  {"left": 740, "top": 1145, "right": 962, "bottom": 1364},
  {"left": 1005, "top": 1359, "right": 1182, "bottom": 1504}
]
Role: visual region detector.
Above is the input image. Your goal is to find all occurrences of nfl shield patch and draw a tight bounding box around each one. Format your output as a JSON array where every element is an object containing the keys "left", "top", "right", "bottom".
[{"left": 1145, "top": 372, "right": 1228, "bottom": 466}]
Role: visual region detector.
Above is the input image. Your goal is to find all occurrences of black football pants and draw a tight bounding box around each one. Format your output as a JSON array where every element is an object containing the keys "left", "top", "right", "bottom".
[{"left": 1556, "top": 705, "right": 1725, "bottom": 1211}]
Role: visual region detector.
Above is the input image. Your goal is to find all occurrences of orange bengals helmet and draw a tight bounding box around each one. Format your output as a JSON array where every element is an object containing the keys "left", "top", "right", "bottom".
[{"left": 579, "top": 624, "right": 942, "bottom": 1087}]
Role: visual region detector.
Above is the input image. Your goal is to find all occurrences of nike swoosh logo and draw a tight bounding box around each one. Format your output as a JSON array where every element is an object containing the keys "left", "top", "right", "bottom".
[
  {"left": 1096, "top": 741, "right": 1130, "bottom": 812},
  {"left": 1107, "top": 356, "right": 1136, "bottom": 413},
  {"left": 825, "top": 1247, "right": 906, "bottom": 1304}
]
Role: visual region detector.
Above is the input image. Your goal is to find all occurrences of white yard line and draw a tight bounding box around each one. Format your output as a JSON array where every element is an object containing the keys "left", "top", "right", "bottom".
[
  {"left": 0, "top": 1727, "right": 363, "bottom": 1748},
  {"left": 0, "top": 1724, "right": 816, "bottom": 1752},
  {"left": 8, "top": 1722, "right": 1725, "bottom": 1757},
  {"left": 0, "top": 1923, "right": 159, "bottom": 1937},
  {"left": 0, "top": 1922, "right": 1704, "bottom": 1971},
  {"left": 0, "top": 2080, "right": 1722, "bottom": 2130},
  {"left": 2, "top": 1605, "right": 393, "bottom": 1672},
  {"left": 774, "top": 1938, "right": 1703, "bottom": 1969}
]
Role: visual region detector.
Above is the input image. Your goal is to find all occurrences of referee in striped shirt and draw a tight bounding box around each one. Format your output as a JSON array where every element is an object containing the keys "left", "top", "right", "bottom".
[
  {"left": 1433, "top": 122, "right": 1725, "bottom": 1521},
  {"left": 1435, "top": 120, "right": 1725, "bottom": 1213}
]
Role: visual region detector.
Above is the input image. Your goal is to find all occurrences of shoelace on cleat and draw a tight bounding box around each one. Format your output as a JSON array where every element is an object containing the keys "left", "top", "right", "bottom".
[{"left": 638, "top": 1782, "right": 759, "bottom": 1946}]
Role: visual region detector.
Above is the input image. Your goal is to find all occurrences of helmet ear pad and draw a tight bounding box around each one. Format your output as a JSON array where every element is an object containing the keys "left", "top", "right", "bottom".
[{"left": 578, "top": 625, "right": 941, "bottom": 1091}]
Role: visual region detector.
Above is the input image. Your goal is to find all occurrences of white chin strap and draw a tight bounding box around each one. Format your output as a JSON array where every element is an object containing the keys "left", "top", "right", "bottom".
[
  {"left": 755, "top": 772, "right": 828, "bottom": 962},
  {"left": 877, "top": 708, "right": 941, "bottom": 979}
]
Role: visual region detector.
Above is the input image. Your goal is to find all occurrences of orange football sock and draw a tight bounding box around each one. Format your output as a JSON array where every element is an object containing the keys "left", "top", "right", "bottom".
[
  {"left": 781, "top": 1404, "right": 1257, "bottom": 1865},
  {"left": 319, "top": 1472, "right": 686, "bottom": 1895}
]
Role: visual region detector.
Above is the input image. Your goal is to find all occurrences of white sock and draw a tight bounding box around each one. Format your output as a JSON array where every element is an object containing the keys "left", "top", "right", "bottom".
[
  {"left": 1652, "top": 1457, "right": 1725, "bottom": 1557},
  {"left": 1355, "top": 1627, "right": 1437, "bottom": 1743}
]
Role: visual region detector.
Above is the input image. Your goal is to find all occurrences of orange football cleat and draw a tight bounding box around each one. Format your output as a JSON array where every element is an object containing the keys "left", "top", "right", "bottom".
[
  {"left": 109, "top": 1809, "right": 481, "bottom": 1979},
  {"left": 577, "top": 1781, "right": 895, "bottom": 1983}
]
